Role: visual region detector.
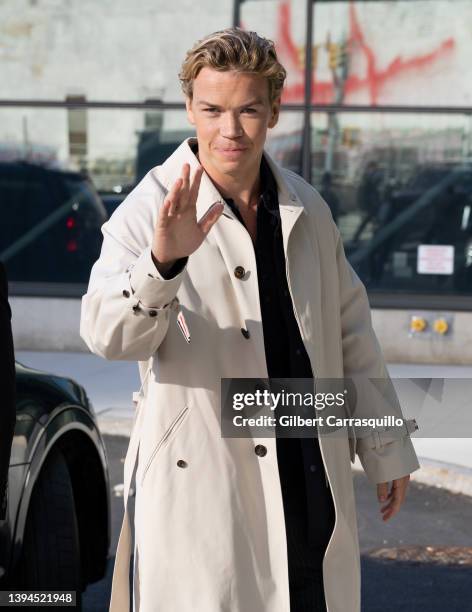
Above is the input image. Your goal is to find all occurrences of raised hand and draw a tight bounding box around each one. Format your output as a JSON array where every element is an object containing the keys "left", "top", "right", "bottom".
[{"left": 151, "top": 163, "right": 224, "bottom": 275}]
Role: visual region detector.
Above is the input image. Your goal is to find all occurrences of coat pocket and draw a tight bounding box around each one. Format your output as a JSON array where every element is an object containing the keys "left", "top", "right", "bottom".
[{"left": 140, "top": 404, "right": 191, "bottom": 485}]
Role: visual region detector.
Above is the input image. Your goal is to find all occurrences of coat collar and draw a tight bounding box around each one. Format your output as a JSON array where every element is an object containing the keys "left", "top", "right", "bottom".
[{"left": 154, "top": 137, "right": 305, "bottom": 220}]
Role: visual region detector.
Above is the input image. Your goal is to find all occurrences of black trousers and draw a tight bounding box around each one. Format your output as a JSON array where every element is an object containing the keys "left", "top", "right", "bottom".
[{"left": 276, "top": 436, "right": 335, "bottom": 612}]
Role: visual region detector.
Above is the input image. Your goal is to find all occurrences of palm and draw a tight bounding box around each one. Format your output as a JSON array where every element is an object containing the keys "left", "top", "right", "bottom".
[{"left": 152, "top": 163, "right": 224, "bottom": 268}]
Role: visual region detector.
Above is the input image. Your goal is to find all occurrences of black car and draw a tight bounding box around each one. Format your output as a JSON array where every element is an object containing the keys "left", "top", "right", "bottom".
[
  {"left": 0, "top": 162, "right": 107, "bottom": 284},
  {"left": 0, "top": 361, "right": 111, "bottom": 608}
]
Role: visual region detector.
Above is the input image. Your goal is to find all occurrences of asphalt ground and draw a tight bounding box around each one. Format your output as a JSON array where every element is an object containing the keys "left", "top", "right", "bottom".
[{"left": 81, "top": 435, "right": 472, "bottom": 612}]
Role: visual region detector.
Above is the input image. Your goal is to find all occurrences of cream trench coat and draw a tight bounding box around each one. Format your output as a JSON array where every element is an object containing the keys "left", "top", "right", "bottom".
[{"left": 80, "top": 137, "right": 420, "bottom": 612}]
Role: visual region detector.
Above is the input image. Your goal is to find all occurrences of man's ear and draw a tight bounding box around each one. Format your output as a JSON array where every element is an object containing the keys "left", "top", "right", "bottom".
[
  {"left": 268, "top": 96, "right": 281, "bottom": 129},
  {"left": 186, "top": 97, "right": 195, "bottom": 125}
]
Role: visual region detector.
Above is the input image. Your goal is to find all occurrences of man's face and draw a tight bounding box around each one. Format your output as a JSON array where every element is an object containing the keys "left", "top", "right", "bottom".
[{"left": 186, "top": 67, "right": 280, "bottom": 180}]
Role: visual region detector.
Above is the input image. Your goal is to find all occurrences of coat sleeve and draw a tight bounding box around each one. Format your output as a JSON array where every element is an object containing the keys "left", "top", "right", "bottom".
[
  {"left": 333, "top": 224, "right": 420, "bottom": 485},
  {"left": 80, "top": 174, "right": 187, "bottom": 361}
]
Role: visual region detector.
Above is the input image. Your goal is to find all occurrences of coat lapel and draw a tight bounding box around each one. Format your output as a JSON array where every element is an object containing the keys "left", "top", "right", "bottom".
[{"left": 263, "top": 149, "right": 306, "bottom": 259}]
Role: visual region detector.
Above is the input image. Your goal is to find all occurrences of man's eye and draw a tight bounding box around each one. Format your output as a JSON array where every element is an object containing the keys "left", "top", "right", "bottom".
[
  {"left": 242, "top": 108, "right": 257, "bottom": 114},
  {"left": 204, "top": 108, "right": 219, "bottom": 113}
]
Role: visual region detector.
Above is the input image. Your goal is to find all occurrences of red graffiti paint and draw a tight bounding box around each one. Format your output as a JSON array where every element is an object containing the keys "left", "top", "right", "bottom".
[{"left": 259, "top": 1, "right": 456, "bottom": 105}]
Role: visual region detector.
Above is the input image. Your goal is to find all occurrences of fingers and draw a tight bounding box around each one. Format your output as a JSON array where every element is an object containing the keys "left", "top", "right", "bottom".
[
  {"left": 377, "top": 482, "right": 389, "bottom": 503},
  {"left": 165, "top": 177, "right": 183, "bottom": 217},
  {"left": 158, "top": 198, "right": 172, "bottom": 226},
  {"left": 378, "top": 476, "right": 410, "bottom": 522},
  {"left": 198, "top": 201, "right": 224, "bottom": 236},
  {"left": 179, "top": 163, "right": 190, "bottom": 209},
  {"left": 188, "top": 165, "right": 204, "bottom": 207},
  {"left": 163, "top": 164, "right": 202, "bottom": 218}
]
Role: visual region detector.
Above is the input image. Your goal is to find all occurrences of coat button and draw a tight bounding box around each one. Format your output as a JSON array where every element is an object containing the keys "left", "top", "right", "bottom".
[
  {"left": 177, "top": 459, "right": 188, "bottom": 468},
  {"left": 310, "top": 464, "right": 317, "bottom": 472},
  {"left": 149, "top": 310, "right": 158, "bottom": 317},
  {"left": 241, "top": 328, "right": 250, "bottom": 339},
  {"left": 254, "top": 444, "right": 267, "bottom": 457},
  {"left": 234, "top": 266, "right": 246, "bottom": 279},
  {"left": 122, "top": 289, "right": 130, "bottom": 298}
]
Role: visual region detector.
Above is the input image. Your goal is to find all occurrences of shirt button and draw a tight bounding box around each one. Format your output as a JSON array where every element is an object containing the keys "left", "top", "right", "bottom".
[
  {"left": 254, "top": 444, "right": 267, "bottom": 457},
  {"left": 310, "top": 464, "right": 317, "bottom": 472},
  {"left": 177, "top": 459, "right": 188, "bottom": 468},
  {"left": 234, "top": 266, "right": 246, "bottom": 279},
  {"left": 241, "top": 328, "right": 250, "bottom": 339},
  {"left": 122, "top": 289, "right": 130, "bottom": 298}
]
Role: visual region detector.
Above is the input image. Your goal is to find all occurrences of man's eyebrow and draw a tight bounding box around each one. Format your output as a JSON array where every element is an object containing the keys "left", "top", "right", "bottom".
[
  {"left": 196, "top": 98, "right": 265, "bottom": 107},
  {"left": 241, "top": 98, "right": 264, "bottom": 107}
]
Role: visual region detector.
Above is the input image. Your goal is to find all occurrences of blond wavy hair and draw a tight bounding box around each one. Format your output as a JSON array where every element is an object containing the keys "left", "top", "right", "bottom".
[{"left": 179, "top": 28, "right": 287, "bottom": 104}]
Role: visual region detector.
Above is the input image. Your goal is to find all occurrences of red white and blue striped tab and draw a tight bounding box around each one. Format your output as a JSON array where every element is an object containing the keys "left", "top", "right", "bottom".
[{"left": 177, "top": 310, "right": 191, "bottom": 343}]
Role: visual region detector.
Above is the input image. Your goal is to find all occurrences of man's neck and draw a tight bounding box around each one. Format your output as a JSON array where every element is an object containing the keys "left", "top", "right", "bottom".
[{"left": 196, "top": 150, "right": 262, "bottom": 211}]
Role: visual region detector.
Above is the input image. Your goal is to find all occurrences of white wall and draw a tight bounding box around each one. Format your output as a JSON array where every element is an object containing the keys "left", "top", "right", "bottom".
[{"left": 10, "top": 296, "right": 472, "bottom": 364}]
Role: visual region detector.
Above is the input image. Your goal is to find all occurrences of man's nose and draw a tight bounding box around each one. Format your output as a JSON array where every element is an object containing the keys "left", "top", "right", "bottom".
[{"left": 220, "top": 113, "right": 243, "bottom": 138}]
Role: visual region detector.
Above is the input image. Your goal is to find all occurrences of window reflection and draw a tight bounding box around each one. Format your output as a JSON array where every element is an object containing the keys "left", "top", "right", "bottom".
[
  {"left": 1, "top": 106, "right": 472, "bottom": 297},
  {"left": 266, "top": 113, "right": 304, "bottom": 176},
  {"left": 345, "top": 162, "right": 472, "bottom": 294},
  {"left": 311, "top": 112, "right": 472, "bottom": 295}
]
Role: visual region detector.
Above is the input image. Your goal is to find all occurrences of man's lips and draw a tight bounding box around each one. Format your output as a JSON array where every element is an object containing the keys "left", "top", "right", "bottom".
[{"left": 215, "top": 147, "right": 248, "bottom": 154}]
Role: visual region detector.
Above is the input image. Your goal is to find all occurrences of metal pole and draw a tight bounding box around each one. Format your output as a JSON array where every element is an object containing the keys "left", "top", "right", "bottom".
[
  {"left": 302, "top": 0, "right": 314, "bottom": 184},
  {"left": 233, "top": 0, "right": 241, "bottom": 28}
]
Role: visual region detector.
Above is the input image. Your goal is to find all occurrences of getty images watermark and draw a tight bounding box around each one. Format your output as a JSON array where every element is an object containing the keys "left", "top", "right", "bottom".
[
  {"left": 220, "top": 376, "right": 472, "bottom": 440},
  {"left": 230, "top": 385, "right": 403, "bottom": 430}
]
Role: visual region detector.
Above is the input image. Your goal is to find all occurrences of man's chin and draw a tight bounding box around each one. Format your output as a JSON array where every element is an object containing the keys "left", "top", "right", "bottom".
[{"left": 211, "top": 154, "right": 256, "bottom": 175}]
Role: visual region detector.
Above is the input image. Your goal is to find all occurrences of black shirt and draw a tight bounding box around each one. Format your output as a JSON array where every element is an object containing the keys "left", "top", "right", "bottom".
[{"left": 223, "top": 154, "right": 335, "bottom": 563}]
